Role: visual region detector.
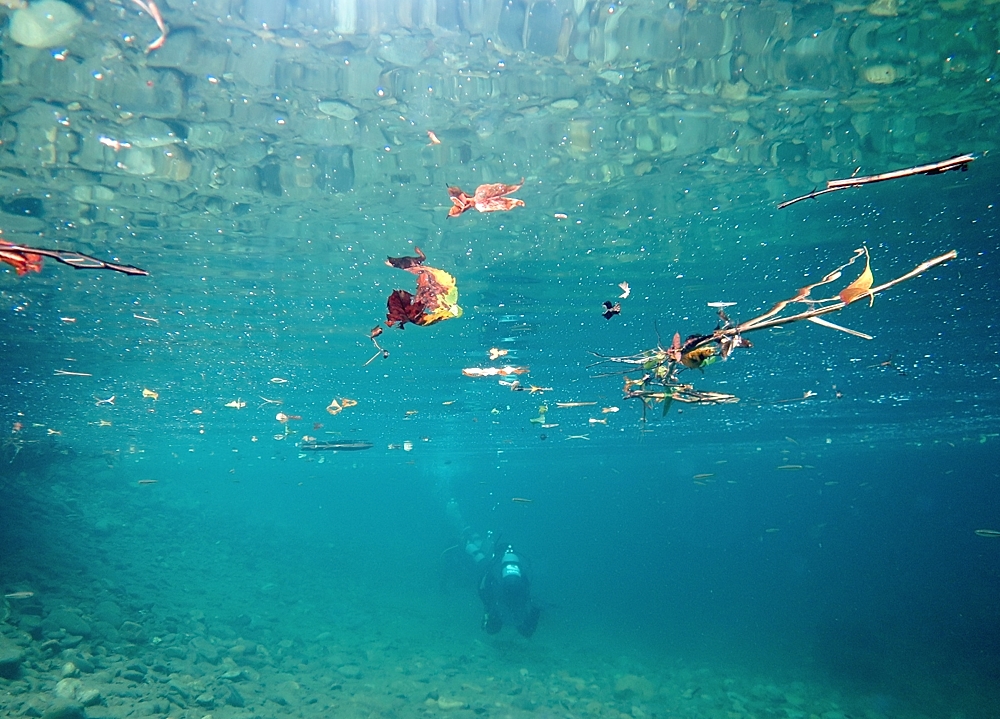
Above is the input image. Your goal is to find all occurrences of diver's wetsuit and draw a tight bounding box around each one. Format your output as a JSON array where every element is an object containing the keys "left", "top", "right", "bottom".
[{"left": 478, "top": 547, "right": 540, "bottom": 638}]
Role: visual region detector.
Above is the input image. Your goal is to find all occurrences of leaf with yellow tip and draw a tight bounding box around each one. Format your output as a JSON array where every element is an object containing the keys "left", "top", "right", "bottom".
[{"left": 839, "top": 246, "right": 874, "bottom": 306}]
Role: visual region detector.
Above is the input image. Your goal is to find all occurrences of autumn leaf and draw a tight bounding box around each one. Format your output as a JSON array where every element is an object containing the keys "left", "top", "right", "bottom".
[{"left": 839, "top": 247, "right": 874, "bottom": 305}]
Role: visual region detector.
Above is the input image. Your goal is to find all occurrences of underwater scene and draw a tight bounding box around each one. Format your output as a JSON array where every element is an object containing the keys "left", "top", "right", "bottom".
[{"left": 2, "top": 0, "right": 1000, "bottom": 718}]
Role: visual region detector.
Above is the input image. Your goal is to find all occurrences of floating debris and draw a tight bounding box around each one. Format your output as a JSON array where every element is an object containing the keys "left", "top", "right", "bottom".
[
  {"left": 555, "top": 402, "right": 597, "bottom": 408},
  {"left": 224, "top": 399, "right": 246, "bottom": 409},
  {"left": 3, "top": 591, "right": 34, "bottom": 599},
  {"left": 463, "top": 366, "right": 529, "bottom": 377},
  {"left": 618, "top": 282, "right": 631, "bottom": 299},
  {"left": 137, "top": 479, "right": 158, "bottom": 485},
  {"left": 693, "top": 473, "right": 714, "bottom": 479},
  {"left": 142, "top": 388, "right": 158, "bottom": 400},
  {"left": 301, "top": 440, "right": 373, "bottom": 451},
  {"left": 601, "top": 301, "right": 621, "bottom": 320},
  {"left": 447, "top": 179, "right": 524, "bottom": 217},
  {"left": 511, "top": 497, "right": 533, "bottom": 504},
  {"left": 974, "top": 529, "right": 1000, "bottom": 538}
]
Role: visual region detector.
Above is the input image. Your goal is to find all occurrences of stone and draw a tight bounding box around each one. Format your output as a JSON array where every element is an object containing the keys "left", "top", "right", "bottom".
[
  {"left": 9, "top": 0, "right": 82, "bottom": 49},
  {"left": 862, "top": 65, "right": 898, "bottom": 84},
  {"left": 60, "top": 662, "right": 79, "bottom": 678},
  {"left": 54, "top": 678, "right": 82, "bottom": 700},
  {"left": 77, "top": 690, "right": 101, "bottom": 707},
  {"left": 613, "top": 674, "right": 657, "bottom": 701},
  {"left": 195, "top": 692, "right": 215, "bottom": 708},
  {"left": 551, "top": 99, "right": 579, "bottom": 110},
  {"left": 118, "top": 621, "right": 146, "bottom": 644},
  {"left": 121, "top": 670, "right": 146, "bottom": 683},
  {"left": 337, "top": 664, "right": 361, "bottom": 679},
  {"left": 317, "top": 100, "right": 359, "bottom": 121},
  {"left": 40, "top": 700, "right": 85, "bottom": 719},
  {"left": 190, "top": 637, "right": 219, "bottom": 663},
  {"left": 224, "top": 686, "right": 245, "bottom": 707},
  {"left": 42, "top": 609, "right": 91, "bottom": 638},
  {"left": 0, "top": 635, "right": 25, "bottom": 678}
]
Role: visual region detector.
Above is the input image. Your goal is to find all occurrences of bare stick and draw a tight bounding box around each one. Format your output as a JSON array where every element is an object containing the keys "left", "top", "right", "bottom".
[{"left": 778, "top": 154, "right": 975, "bottom": 209}]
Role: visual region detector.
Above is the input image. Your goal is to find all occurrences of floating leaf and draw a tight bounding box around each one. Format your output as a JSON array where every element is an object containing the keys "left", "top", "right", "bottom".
[{"left": 839, "top": 247, "right": 874, "bottom": 305}]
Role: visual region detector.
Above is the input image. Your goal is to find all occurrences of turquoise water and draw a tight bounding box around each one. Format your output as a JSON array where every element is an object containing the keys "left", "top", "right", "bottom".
[{"left": 3, "top": 1, "right": 1000, "bottom": 717}]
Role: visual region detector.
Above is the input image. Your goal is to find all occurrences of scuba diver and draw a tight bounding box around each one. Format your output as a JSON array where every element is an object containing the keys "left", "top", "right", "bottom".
[
  {"left": 478, "top": 544, "right": 540, "bottom": 638},
  {"left": 444, "top": 498, "right": 540, "bottom": 637}
]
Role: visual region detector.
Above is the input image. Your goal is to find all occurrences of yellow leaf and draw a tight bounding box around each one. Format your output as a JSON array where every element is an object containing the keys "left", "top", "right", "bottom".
[{"left": 839, "top": 247, "right": 874, "bottom": 305}]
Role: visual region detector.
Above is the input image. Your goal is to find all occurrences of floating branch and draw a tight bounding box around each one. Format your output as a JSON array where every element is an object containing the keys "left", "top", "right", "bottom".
[
  {"left": 0, "top": 241, "right": 148, "bottom": 276},
  {"left": 777, "top": 154, "right": 975, "bottom": 209},
  {"left": 592, "top": 248, "right": 957, "bottom": 415}
]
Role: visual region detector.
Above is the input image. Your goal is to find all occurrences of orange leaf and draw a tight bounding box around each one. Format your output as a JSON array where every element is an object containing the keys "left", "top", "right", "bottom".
[{"left": 839, "top": 247, "right": 874, "bottom": 305}]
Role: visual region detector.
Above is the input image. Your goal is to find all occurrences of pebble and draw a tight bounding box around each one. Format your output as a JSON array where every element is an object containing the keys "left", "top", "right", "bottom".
[
  {"left": 9, "top": 0, "right": 82, "bottom": 49},
  {"left": 317, "top": 100, "right": 359, "bottom": 121},
  {"left": 0, "top": 635, "right": 26, "bottom": 678}
]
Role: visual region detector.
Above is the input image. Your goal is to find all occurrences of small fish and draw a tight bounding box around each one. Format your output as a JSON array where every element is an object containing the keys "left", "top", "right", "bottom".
[
  {"left": 442, "top": 400, "right": 457, "bottom": 406},
  {"left": 707, "top": 301, "right": 737, "bottom": 308},
  {"left": 225, "top": 399, "right": 246, "bottom": 409},
  {"left": 275, "top": 413, "right": 301, "bottom": 422},
  {"left": 405, "top": 410, "right": 419, "bottom": 416},
  {"left": 3, "top": 591, "right": 34, "bottom": 599},
  {"left": 776, "top": 464, "right": 804, "bottom": 470},
  {"left": 301, "top": 435, "right": 317, "bottom": 442},
  {"left": 554, "top": 213, "right": 568, "bottom": 220},
  {"left": 555, "top": 402, "right": 597, "bottom": 408},
  {"left": 602, "top": 300, "right": 621, "bottom": 320},
  {"left": 96, "top": 420, "right": 112, "bottom": 427},
  {"left": 764, "top": 528, "right": 781, "bottom": 533},
  {"left": 47, "top": 429, "right": 61, "bottom": 436},
  {"left": 54, "top": 369, "right": 92, "bottom": 377},
  {"left": 974, "top": 529, "right": 1000, "bottom": 538},
  {"left": 541, "top": 423, "right": 559, "bottom": 428},
  {"left": 693, "top": 473, "right": 714, "bottom": 480},
  {"left": 511, "top": 497, "right": 533, "bottom": 504},
  {"left": 618, "top": 281, "right": 631, "bottom": 299},
  {"left": 137, "top": 479, "right": 158, "bottom": 485},
  {"left": 824, "top": 481, "right": 839, "bottom": 486},
  {"left": 270, "top": 377, "right": 289, "bottom": 384},
  {"left": 566, "top": 434, "right": 590, "bottom": 440},
  {"left": 133, "top": 314, "right": 159, "bottom": 323},
  {"left": 60, "top": 317, "right": 76, "bottom": 323},
  {"left": 427, "top": 130, "right": 442, "bottom": 145},
  {"left": 588, "top": 418, "right": 607, "bottom": 425},
  {"left": 95, "top": 396, "right": 115, "bottom": 406},
  {"left": 142, "top": 388, "right": 159, "bottom": 400},
  {"left": 601, "top": 406, "right": 620, "bottom": 413}
]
